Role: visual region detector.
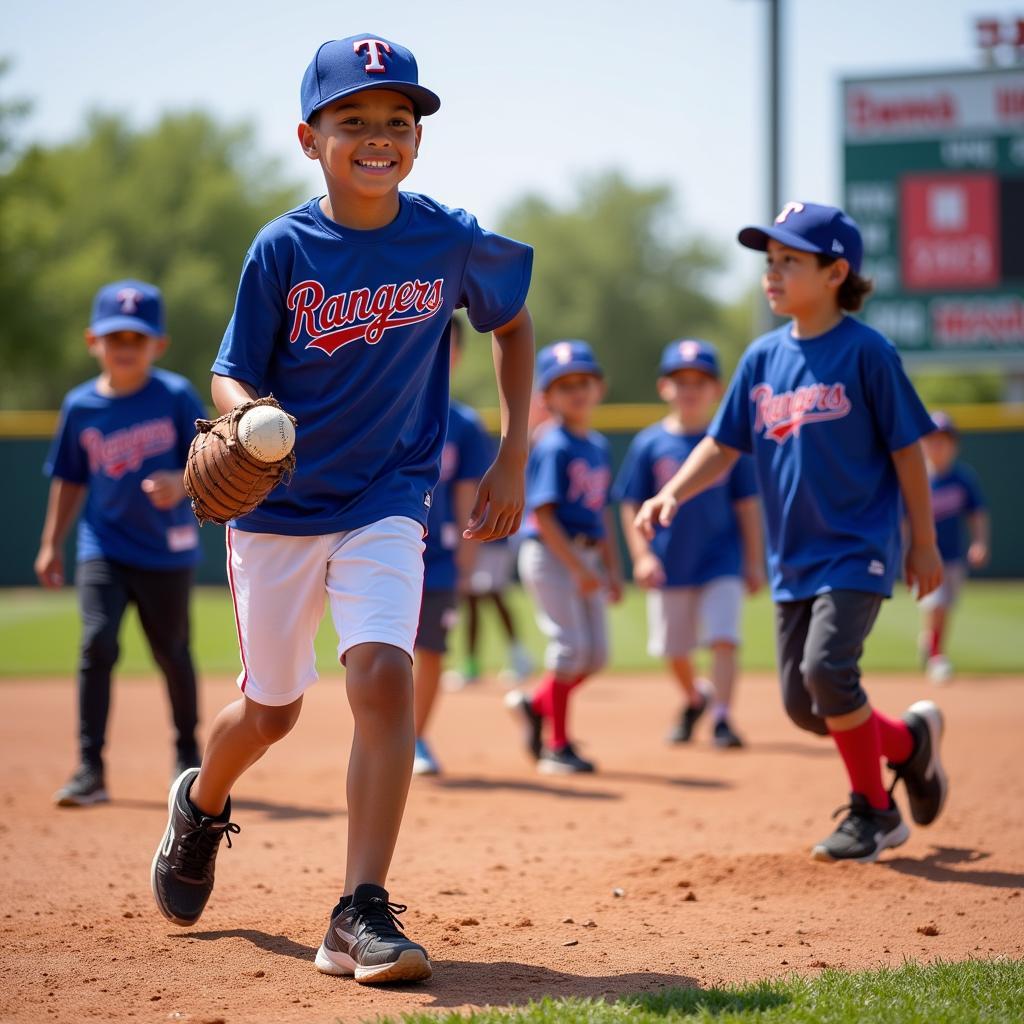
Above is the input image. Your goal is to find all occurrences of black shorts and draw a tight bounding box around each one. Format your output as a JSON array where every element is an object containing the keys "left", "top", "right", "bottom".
[{"left": 416, "top": 588, "right": 459, "bottom": 654}]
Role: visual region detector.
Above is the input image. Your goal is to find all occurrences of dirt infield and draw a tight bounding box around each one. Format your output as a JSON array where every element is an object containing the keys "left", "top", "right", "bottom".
[{"left": 2, "top": 670, "right": 1022, "bottom": 1024}]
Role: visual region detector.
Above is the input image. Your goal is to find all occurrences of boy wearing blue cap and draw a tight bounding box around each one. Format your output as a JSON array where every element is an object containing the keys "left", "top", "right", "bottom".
[
  {"left": 637, "top": 202, "right": 950, "bottom": 864},
  {"left": 36, "top": 280, "right": 205, "bottom": 806},
  {"left": 918, "top": 411, "right": 989, "bottom": 684},
  {"left": 507, "top": 341, "right": 621, "bottom": 774},
  {"left": 615, "top": 340, "right": 763, "bottom": 748},
  {"left": 149, "top": 35, "right": 533, "bottom": 984}
]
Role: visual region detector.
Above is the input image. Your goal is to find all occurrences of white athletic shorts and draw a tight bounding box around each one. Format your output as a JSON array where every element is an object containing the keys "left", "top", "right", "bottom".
[
  {"left": 226, "top": 516, "right": 425, "bottom": 706},
  {"left": 918, "top": 560, "right": 967, "bottom": 612},
  {"left": 468, "top": 541, "right": 516, "bottom": 596},
  {"left": 646, "top": 576, "right": 744, "bottom": 659}
]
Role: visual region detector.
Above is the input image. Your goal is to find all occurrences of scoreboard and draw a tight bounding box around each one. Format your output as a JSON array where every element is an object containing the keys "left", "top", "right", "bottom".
[{"left": 843, "top": 67, "right": 1024, "bottom": 364}]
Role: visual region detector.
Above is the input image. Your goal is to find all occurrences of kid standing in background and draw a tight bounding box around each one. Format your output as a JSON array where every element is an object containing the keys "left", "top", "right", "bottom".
[
  {"left": 637, "top": 203, "right": 949, "bottom": 863},
  {"left": 36, "top": 280, "right": 205, "bottom": 806},
  {"left": 616, "top": 339, "right": 763, "bottom": 749},
  {"left": 413, "top": 317, "right": 492, "bottom": 775},
  {"left": 507, "top": 341, "right": 622, "bottom": 774},
  {"left": 918, "top": 411, "right": 989, "bottom": 685}
]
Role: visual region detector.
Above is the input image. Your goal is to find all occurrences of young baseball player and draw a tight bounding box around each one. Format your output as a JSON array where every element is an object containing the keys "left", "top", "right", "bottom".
[
  {"left": 413, "top": 317, "right": 492, "bottom": 775},
  {"left": 36, "top": 280, "right": 205, "bottom": 806},
  {"left": 150, "top": 35, "right": 534, "bottom": 984},
  {"left": 918, "top": 411, "right": 989, "bottom": 684},
  {"left": 507, "top": 340, "right": 622, "bottom": 774},
  {"left": 615, "top": 339, "right": 763, "bottom": 748},
  {"left": 637, "top": 202, "right": 949, "bottom": 863}
]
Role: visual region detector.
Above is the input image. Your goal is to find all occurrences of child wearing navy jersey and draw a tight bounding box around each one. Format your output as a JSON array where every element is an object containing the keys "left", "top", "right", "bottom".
[
  {"left": 918, "top": 411, "right": 989, "bottom": 685},
  {"left": 507, "top": 341, "right": 622, "bottom": 774},
  {"left": 149, "top": 35, "right": 534, "bottom": 984},
  {"left": 413, "top": 317, "right": 493, "bottom": 775},
  {"left": 616, "top": 340, "right": 763, "bottom": 748},
  {"left": 638, "top": 203, "right": 949, "bottom": 863},
  {"left": 36, "top": 280, "right": 205, "bottom": 807}
]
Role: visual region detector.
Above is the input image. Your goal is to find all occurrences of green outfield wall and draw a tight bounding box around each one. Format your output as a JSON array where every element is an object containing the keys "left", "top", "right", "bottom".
[{"left": 3, "top": 404, "right": 1022, "bottom": 587}]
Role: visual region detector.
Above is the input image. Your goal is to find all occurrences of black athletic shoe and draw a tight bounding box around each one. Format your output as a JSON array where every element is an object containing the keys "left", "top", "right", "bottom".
[
  {"left": 889, "top": 700, "right": 948, "bottom": 826},
  {"left": 504, "top": 689, "right": 544, "bottom": 760},
  {"left": 315, "top": 884, "right": 432, "bottom": 984},
  {"left": 538, "top": 743, "right": 595, "bottom": 774},
  {"left": 667, "top": 680, "right": 712, "bottom": 744},
  {"left": 173, "top": 750, "right": 202, "bottom": 782},
  {"left": 150, "top": 768, "right": 239, "bottom": 926},
  {"left": 811, "top": 794, "right": 910, "bottom": 863},
  {"left": 53, "top": 764, "right": 109, "bottom": 807},
  {"left": 712, "top": 718, "right": 745, "bottom": 749}
]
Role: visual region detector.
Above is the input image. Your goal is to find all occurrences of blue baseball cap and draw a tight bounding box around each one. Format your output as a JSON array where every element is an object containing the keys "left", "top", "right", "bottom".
[
  {"left": 89, "top": 280, "right": 165, "bottom": 337},
  {"left": 738, "top": 202, "right": 864, "bottom": 273},
  {"left": 929, "top": 411, "right": 958, "bottom": 436},
  {"left": 659, "top": 339, "right": 720, "bottom": 379},
  {"left": 301, "top": 34, "right": 440, "bottom": 122},
  {"left": 537, "top": 340, "right": 604, "bottom": 391}
]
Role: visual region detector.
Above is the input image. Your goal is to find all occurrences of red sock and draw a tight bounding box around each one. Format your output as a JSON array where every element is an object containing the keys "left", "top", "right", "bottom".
[
  {"left": 829, "top": 716, "right": 888, "bottom": 810},
  {"left": 530, "top": 674, "right": 556, "bottom": 718},
  {"left": 550, "top": 679, "right": 578, "bottom": 749},
  {"left": 929, "top": 628, "right": 943, "bottom": 658},
  {"left": 873, "top": 708, "right": 914, "bottom": 765}
]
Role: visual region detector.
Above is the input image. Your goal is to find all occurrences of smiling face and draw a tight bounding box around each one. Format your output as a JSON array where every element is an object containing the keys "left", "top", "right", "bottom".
[
  {"left": 762, "top": 239, "right": 848, "bottom": 320},
  {"left": 543, "top": 372, "right": 604, "bottom": 428},
  {"left": 86, "top": 329, "right": 165, "bottom": 391},
  {"left": 298, "top": 89, "right": 421, "bottom": 207},
  {"left": 657, "top": 368, "right": 720, "bottom": 426}
]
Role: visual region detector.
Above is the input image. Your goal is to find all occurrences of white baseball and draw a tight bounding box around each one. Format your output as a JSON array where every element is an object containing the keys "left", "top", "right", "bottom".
[{"left": 238, "top": 406, "right": 295, "bottom": 463}]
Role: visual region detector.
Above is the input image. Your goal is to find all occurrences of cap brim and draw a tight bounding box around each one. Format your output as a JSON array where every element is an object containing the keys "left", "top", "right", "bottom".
[
  {"left": 90, "top": 316, "right": 162, "bottom": 337},
  {"left": 539, "top": 362, "right": 604, "bottom": 389},
  {"left": 659, "top": 361, "right": 719, "bottom": 378},
  {"left": 737, "top": 225, "right": 824, "bottom": 255},
  {"left": 306, "top": 81, "right": 441, "bottom": 121}
]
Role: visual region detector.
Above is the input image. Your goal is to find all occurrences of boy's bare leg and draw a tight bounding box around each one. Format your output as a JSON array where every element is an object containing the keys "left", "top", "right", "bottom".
[
  {"left": 413, "top": 649, "right": 442, "bottom": 737},
  {"left": 190, "top": 695, "right": 303, "bottom": 816},
  {"left": 344, "top": 642, "right": 415, "bottom": 891},
  {"left": 709, "top": 641, "right": 737, "bottom": 709},
  {"left": 668, "top": 655, "right": 701, "bottom": 704}
]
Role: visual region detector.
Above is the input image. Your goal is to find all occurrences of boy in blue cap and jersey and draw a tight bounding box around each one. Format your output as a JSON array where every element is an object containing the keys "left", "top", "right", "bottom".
[
  {"left": 637, "top": 202, "right": 950, "bottom": 864},
  {"left": 150, "top": 34, "right": 534, "bottom": 983}
]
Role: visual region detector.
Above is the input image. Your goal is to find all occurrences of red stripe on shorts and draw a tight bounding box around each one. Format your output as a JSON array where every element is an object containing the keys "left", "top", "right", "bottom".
[{"left": 226, "top": 527, "right": 249, "bottom": 692}]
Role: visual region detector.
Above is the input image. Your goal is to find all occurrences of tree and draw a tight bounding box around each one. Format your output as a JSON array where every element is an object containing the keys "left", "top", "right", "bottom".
[{"left": 0, "top": 110, "right": 302, "bottom": 408}]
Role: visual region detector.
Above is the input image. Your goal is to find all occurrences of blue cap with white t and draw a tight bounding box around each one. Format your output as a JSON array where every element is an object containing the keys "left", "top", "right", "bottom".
[
  {"left": 90, "top": 280, "right": 165, "bottom": 337},
  {"left": 537, "top": 340, "right": 604, "bottom": 391},
  {"left": 659, "top": 338, "right": 720, "bottom": 378},
  {"left": 738, "top": 202, "right": 864, "bottom": 273}
]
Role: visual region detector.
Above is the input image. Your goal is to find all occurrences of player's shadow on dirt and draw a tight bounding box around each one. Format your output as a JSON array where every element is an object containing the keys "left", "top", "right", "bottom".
[
  {"left": 171, "top": 928, "right": 317, "bottom": 961},
  {"left": 433, "top": 777, "right": 619, "bottom": 800},
  {"left": 113, "top": 796, "right": 338, "bottom": 820},
  {"left": 748, "top": 740, "right": 834, "bottom": 759},
  {"left": 598, "top": 770, "right": 731, "bottom": 789},
  {"left": 884, "top": 845, "right": 1024, "bottom": 889}
]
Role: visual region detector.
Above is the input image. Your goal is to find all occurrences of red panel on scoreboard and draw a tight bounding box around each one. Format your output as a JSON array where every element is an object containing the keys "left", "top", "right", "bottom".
[{"left": 901, "top": 174, "right": 1000, "bottom": 290}]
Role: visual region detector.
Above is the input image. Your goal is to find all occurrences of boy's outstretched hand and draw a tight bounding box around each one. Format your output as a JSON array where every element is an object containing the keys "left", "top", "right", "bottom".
[
  {"left": 634, "top": 491, "right": 680, "bottom": 541},
  {"left": 906, "top": 543, "right": 943, "bottom": 599},
  {"left": 464, "top": 449, "right": 526, "bottom": 541},
  {"left": 142, "top": 470, "right": 188, "bottom": 510}
]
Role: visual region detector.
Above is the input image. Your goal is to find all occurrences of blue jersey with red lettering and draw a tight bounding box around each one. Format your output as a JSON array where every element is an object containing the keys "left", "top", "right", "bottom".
[
  {"left": 710, "top": 316, "right": 933, "bottom": 600},
  {"left": 213, "top": 193, "right": 532, "bottom": 536},
  {"left": 930, "top": 463, "right": 985, "bottom": 562},
  {"left": 423, "top": 401, "right": 493, "bottom": 591},
  {"left": 523, "top": 424, "right": 611, "bottom": 540},
  {"left": 45, "top": 369, "right": 206, "bottom": 569},
  {"left": 613, "top": 423, "right": 758, "bottom": 586}
]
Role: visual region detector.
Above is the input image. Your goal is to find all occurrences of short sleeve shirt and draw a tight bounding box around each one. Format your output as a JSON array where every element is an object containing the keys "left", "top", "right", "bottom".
[
  {"left": 613, "top": 422, "right": 758, "bottom": 586},
  {"left": 710, "top": 316, "right": 934, "bottom": 600},
  {"left": 44, "top": 369, "right": 206, "bottom": 569},
  {"left": 930, "top": 463, "right": 985, "bottom": 562},
  {"left": 212, "top": 193, "right": 532, "bottom": 536}
]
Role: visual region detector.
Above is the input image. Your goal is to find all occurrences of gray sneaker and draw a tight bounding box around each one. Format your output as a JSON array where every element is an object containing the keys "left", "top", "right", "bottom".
[
  {"left": 811, "top": 794, "right": 909, "bottom": 863},
  {"left": 315, "top": 884, "right": 432, "bottom": 984},
  {"left": 53, "top": 764, "right": 108, "bottom": 807},
  {"left": 150, "top": 768, "right": 239, "bottom": 926}
]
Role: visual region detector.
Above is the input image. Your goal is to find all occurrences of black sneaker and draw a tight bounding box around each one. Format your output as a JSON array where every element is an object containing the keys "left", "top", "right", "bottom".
[
  {"left": 538, "top": 743, "right": 595, "bottom": 774},
  {"left": 173, "top": 750, "right": 202, "bottom": 782},
  {"left": 504, "top": 689, "right": 543, "bottom": 760},
  {"left": 53, "top": 764, "right": 108, "bottom": 807},
  {"left": 667, "top": 681, "right": 712, "bottom": 744},
  {"left": 713, "top": 718, "right": 745, "bottom": 749},
  {"left": 889, "top": 700, "right": 948, "bottom": 826},
  {"left": 315, "top": 884, "right": 432, "bottom": 984},
  {"left": 150, "top": 768, "right": 239, "bottom": 926},
  {"left": 811, "top": 794, "right": 910, "bottom": 863}
]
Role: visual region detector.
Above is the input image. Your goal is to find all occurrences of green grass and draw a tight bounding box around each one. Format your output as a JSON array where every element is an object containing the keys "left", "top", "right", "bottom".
[
  {"left": 1, "top": 581, "right": 1022, "bottom": 678},
  {"left": 375, "top": 959, "right": 1023, "bottom": 1024}
]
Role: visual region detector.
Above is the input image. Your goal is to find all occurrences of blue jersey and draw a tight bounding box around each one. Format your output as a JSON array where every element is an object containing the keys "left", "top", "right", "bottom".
[
  {"left": 523, "top": 424, "right": 611, "bottom": 541},
  {"left": 710, "top": 316, "right": 934, "bottom": 601},
  {"left": 613, "top": 423, "right": 758, "bottom": 586},
  {"left": 213, "top": 193, "right": 532, "bottom": 536},
  {"left": 45, "top": 369, "right": 206, "bottom": 570},
  {"left": 930, "top": 463, "right": 985, "bottom": 562},
  {"left": 423, "top": 401, "right": 493, "bottom": 591}
]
